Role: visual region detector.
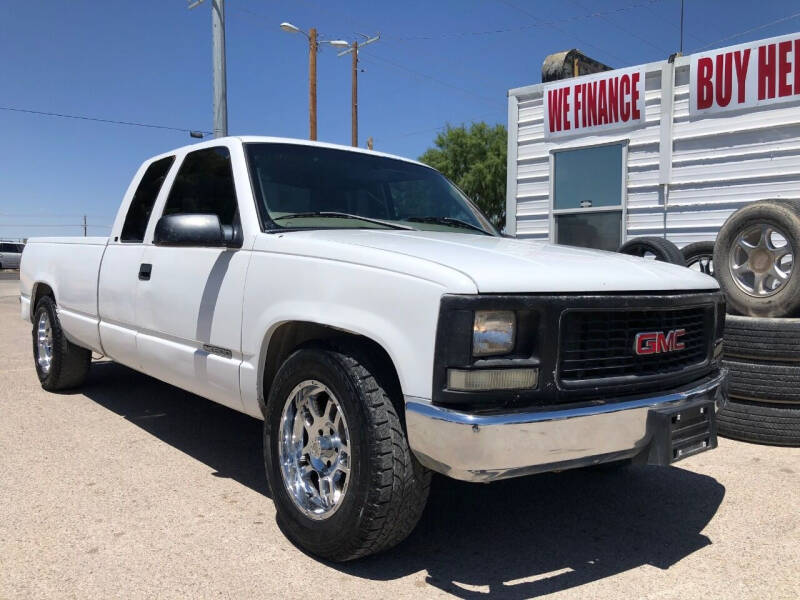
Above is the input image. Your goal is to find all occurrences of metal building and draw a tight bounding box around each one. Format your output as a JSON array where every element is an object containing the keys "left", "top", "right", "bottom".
[{"left": 505, "top": 31, "right": 800, "bottom": 251}]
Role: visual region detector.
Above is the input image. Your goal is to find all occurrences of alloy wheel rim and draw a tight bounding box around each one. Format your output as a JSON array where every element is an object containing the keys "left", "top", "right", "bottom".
[
  {"left": 36, "top": 312, "right": 53, "bottom": 374},
  {"left": 729, "top": 223, "right": 793, "bottom": 297},
  {"left": 278, "top": 380, "right": 351, "bottom": 520},
  {"left": 688, "top": 254, "right": 714, "bottom": 276}
]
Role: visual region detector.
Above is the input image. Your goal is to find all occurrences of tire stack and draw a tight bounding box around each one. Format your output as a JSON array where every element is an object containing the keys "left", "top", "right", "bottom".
[{"left": 712, "top": 200, "right": 800, "bottom": 446}]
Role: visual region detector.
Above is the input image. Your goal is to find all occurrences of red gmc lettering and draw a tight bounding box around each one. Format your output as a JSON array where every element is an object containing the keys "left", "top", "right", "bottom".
[{"left": 634, "top": 329, "right": 686, "bottom": 355}]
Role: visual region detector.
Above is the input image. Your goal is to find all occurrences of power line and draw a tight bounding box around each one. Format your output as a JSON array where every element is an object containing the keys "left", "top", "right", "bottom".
[
  {"left": 692, "top": 10, "right": 800, "bottom": 52},
  {"left": 0, "top": 106, "right": 211, "bottom": 135},
  {"left": 359, "top": 53, "right": 501, "bottom": 108},
  {"left": 495, "top": 0, "right": 626, "bottom": 64},
  {"left": 567, "top": 0, "right": 671, "bottom": 56},
  {"left": 382, "top": 0, "right": 664, "bottom": 43}
]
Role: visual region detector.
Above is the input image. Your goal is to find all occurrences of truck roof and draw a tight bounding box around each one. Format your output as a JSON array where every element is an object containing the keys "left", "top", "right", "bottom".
[{"left": 147, "top": 135, "right": 430, "bottom": 170}]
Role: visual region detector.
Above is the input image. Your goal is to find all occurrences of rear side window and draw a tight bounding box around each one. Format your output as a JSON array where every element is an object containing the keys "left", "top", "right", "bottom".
[
  {"left": 0, "top": 243, "right": 10, "bottom": 252},
  {"left": 162, "top": 147, "right": 238, "bottom": 226},
  {"left": 120, "top": 156, "right": 175, "bottom": 242}
]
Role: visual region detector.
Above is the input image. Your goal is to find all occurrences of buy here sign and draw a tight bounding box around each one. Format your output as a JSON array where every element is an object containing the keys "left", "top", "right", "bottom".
[{"left": 690, "top": 32, "right": 800, "bottom": 115}]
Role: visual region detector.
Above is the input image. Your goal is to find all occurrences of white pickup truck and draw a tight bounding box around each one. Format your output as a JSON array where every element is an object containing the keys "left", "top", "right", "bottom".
[{"left": 20, "top": 137, "right": 727, "bottom": 561}]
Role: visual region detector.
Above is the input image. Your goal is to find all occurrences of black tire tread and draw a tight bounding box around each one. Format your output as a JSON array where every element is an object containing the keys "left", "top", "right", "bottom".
[
  {"left": 33, "top": 296, "right": 91, "bottom": 391},
  {"left": 723, "top": 358, "right": 800, "bottom": 404},
  {"left": 718, "top": 397, "right": 800, "bottom": 446},
  {"left": 618, "top": 236, "right": 686, "bottom": 266},
  {"left": 723, "top": 314, "right": 800, "bottom": 362}
]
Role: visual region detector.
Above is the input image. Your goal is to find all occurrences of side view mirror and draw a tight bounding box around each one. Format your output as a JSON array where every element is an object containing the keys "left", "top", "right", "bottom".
[{"left": 154, "top": 214, "right": 241, "bottom": 248}]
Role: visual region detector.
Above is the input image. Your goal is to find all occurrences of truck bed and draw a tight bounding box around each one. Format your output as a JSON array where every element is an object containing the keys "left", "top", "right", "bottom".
[{"left": 20, "top": 236, "right": 109, "bottom": 353}]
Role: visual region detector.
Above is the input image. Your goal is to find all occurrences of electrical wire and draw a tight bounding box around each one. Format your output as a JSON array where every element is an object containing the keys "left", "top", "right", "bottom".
[
  {"left": 0, "top": 106, "right": 211, "bottom": 135},
  {"left": 692, "top": 10, "right": 800, "bottom": 52}
]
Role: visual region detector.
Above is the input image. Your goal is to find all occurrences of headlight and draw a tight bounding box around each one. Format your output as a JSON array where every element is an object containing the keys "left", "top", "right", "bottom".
[{"left": 473, "top": 310, "right": 515, "bottom": 356}]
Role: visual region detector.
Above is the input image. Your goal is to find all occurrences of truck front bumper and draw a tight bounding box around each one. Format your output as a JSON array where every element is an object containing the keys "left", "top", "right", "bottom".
[{"left": 405, "top": 370, "right": 727, "bottom": 483}]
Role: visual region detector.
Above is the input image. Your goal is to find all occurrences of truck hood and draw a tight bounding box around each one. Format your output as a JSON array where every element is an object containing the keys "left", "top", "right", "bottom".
[{"left": 279, "top": 230, "right": 719, "bottom": 293}]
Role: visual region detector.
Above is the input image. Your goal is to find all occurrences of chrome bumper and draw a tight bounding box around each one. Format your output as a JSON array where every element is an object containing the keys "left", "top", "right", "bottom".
[{"left": 406, "top": 371, "right": 727, "bottom": 483}]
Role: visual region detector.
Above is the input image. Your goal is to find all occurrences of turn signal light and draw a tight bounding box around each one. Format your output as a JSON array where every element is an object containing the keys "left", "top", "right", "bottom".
[{"left": 447, "top": 368, "right": 538, "bottom": 391}]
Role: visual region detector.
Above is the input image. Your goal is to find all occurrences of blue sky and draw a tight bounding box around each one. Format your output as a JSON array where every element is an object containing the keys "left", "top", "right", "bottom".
[{"left": 2, "top": 0, "right": 799, "bottom": 239}]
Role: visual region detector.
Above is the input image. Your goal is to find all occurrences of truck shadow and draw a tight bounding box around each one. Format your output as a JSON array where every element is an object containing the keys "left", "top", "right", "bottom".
[{"left": 81, "top": 360, "right": 725, "bottom": 598}]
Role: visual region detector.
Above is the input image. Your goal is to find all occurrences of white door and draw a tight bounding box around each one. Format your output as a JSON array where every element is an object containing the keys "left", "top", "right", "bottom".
[
  {"left": 134, "top": 146, "right": 249, "bottom": 412},
  {"left": 99, "top": 155, "right": 176, "bottom": 368}
]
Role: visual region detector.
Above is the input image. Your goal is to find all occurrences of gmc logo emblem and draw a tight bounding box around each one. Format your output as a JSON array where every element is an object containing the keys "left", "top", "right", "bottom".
[{"left": 634, "top": 329, "right": 686, "bottom": 355}]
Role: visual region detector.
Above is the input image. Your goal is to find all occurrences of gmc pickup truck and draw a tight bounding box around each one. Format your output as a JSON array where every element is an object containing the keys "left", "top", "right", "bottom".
[{"left": 20, "top": 137, "right": 727, "bottom": 561}]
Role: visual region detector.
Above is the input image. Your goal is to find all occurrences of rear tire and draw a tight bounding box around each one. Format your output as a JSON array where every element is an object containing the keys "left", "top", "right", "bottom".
[
  {"left": 32, "top": 296, "right": 91, "bottom": 391},
  {"left": 618, "top": 237, "right": 686, "bottom": 266},
  {"left": 263, "top": 345, "right": 430, "bottom": 561}
]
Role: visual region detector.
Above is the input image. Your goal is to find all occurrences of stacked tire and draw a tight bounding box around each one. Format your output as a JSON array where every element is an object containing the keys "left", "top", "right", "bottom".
[{"left": 712, "top": 200, "right": 800, "bottom": 446}]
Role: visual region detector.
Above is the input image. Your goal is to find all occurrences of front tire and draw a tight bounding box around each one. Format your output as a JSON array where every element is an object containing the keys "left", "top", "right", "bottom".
[
  {"left": 264, "top": 346, "right": 430, "bottom": 561},
  {"left": 32, "top": 296, "right": 91, "bottom": 391}
]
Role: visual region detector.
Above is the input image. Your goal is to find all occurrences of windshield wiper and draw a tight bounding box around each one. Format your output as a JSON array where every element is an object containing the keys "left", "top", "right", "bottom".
[
  {"left": 405, "top": 216, "right": 491, "bottom": 235},
  {"left": 272, "top": 211, "right": 414, "bottom": 230}
]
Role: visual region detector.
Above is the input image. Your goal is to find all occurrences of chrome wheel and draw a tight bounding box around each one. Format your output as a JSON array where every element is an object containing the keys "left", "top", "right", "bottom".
[
  {"left": 36, "top": 311, "right": 53, "bottom": 374},
  {"left": 730, "top": 224, "right": 794, "bottom": 297},
  {"left": 278, "top": 380, "right": 351, "bottom": 520}
]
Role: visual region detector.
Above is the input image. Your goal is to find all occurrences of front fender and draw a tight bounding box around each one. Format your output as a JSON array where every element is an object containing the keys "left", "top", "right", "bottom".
[{"left": 239, "top": 251, "right": 455, "bottom": 418}]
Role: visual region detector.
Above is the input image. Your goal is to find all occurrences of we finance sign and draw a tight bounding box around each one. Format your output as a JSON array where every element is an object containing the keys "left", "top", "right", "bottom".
[
  {"left": 690, "top": 32, "right": 800, "bottom": 115},
  {"left": 543, "top": 67, "right": 646, "bottom": 140}
]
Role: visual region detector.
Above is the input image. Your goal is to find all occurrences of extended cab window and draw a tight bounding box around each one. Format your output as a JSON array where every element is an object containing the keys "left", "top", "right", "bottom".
[
  {"left": 120, "top": 156, "right": 175, "bottom": 243},
  {"left": 163, "top": 146, "right": 238, "bottom": 226}
]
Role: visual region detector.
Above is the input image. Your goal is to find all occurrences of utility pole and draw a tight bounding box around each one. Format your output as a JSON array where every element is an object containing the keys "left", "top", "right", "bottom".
[
  {"left": 309, "top": 28, "right": 318, "bottom": 140},
  {"left": 82, "top": 215, "right": 87, "bottom": 237},
  {"left": 351, "top": 41, "right": 358, "bottom": 146},
  {"left": 337, "top": 34, "right": 379, "bottom": 148},
  {"left": 188, "top": 0, "right": 228, "bottom": 138},
  {"left": 280, "top": 23, "right": 348, "bottom": 141},
  {"left": 212, "top": 0, "right": 228, "bottom": 137}
]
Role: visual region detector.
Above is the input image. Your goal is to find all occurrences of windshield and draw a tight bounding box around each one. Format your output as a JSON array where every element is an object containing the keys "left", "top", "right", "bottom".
[{"left": 244, "top": 143, "right": 496, "bottom": 235}]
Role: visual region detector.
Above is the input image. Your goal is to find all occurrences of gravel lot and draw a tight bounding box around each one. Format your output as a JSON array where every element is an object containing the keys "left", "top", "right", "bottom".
[{"left": 1, "top": 273, "right": 798, "bottom": 599}]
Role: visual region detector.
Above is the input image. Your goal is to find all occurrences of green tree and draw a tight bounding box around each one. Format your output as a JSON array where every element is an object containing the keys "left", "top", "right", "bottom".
[{"left": 419, "top": 122, "right": 507, "bottom": 229}]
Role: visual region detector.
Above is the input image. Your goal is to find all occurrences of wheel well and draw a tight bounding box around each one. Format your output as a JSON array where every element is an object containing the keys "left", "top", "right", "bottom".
[
  {"left": 261, "top": 321, "right": 403, "bottom": 418},
  {"left": 31, "top": 282, "right": 55, "bottom": 316}
]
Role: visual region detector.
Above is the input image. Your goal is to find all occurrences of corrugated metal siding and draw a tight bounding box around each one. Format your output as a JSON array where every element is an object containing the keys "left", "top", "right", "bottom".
[
  {"left": 509, "top": 54, "right": 800, "bottom": 248},
  {"left": 667, "top": 62, "right": 800, "bottom": 246}
]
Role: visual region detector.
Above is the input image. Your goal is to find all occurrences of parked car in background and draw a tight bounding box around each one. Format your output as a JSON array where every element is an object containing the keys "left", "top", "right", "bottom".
[
  {"left": 0, "top": 242, "right": 24, "bottom": 269},
  {"left": 20, "top": 136, "right": 727, "bottom": 561}
]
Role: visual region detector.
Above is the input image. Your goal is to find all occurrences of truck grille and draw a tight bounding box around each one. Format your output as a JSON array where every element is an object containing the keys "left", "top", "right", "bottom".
[{"left": 559, "top": 306, "right": 712, "bottom": 384}]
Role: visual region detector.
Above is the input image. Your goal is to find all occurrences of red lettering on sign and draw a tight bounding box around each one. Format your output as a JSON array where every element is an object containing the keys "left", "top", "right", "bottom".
[
  {"left": 796, "top": 39, "right": 800, "bottom": 95},
  {"left": 620, "top": 74, "right": 631, "bottom": 121},
  {"left": 573, "top": 84, "right": 582, "bottom": 129},
  {"left": 778, "top": 40, "right": 793, "bottom": 97},
  {"left": 631, "top": 72, "right": 641, "bottom": 119},
  {"left": 608, "top": 77, "right": 619, "bottom": 123},
  {"left": 734, "top": 49, "right": 750, "bottom": 104},
  {"left": 562, "top": 86, "right": 571, "bottom": 130},
  {"left": 587, "top": 81, "right": 597, "bottom": 126},
  {"left": 547, "top": 89, "right": 562, "bottom": 132},
  {"left": 697, "top": 57, "right": 714, "bottom": 109},
  {"left": 598, "top": 79, "right": 608, "bottom": 124},
  {"left": 758, "top": 43, "right": 776, "bottom": 100},
  {"left": 715, "top": 52, "right": 733, "bottom": 107}
]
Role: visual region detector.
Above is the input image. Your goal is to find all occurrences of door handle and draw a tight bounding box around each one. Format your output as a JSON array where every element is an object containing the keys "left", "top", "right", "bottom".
[{"left": 138, "top": 263, "right": 152, "bottom": 281}]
